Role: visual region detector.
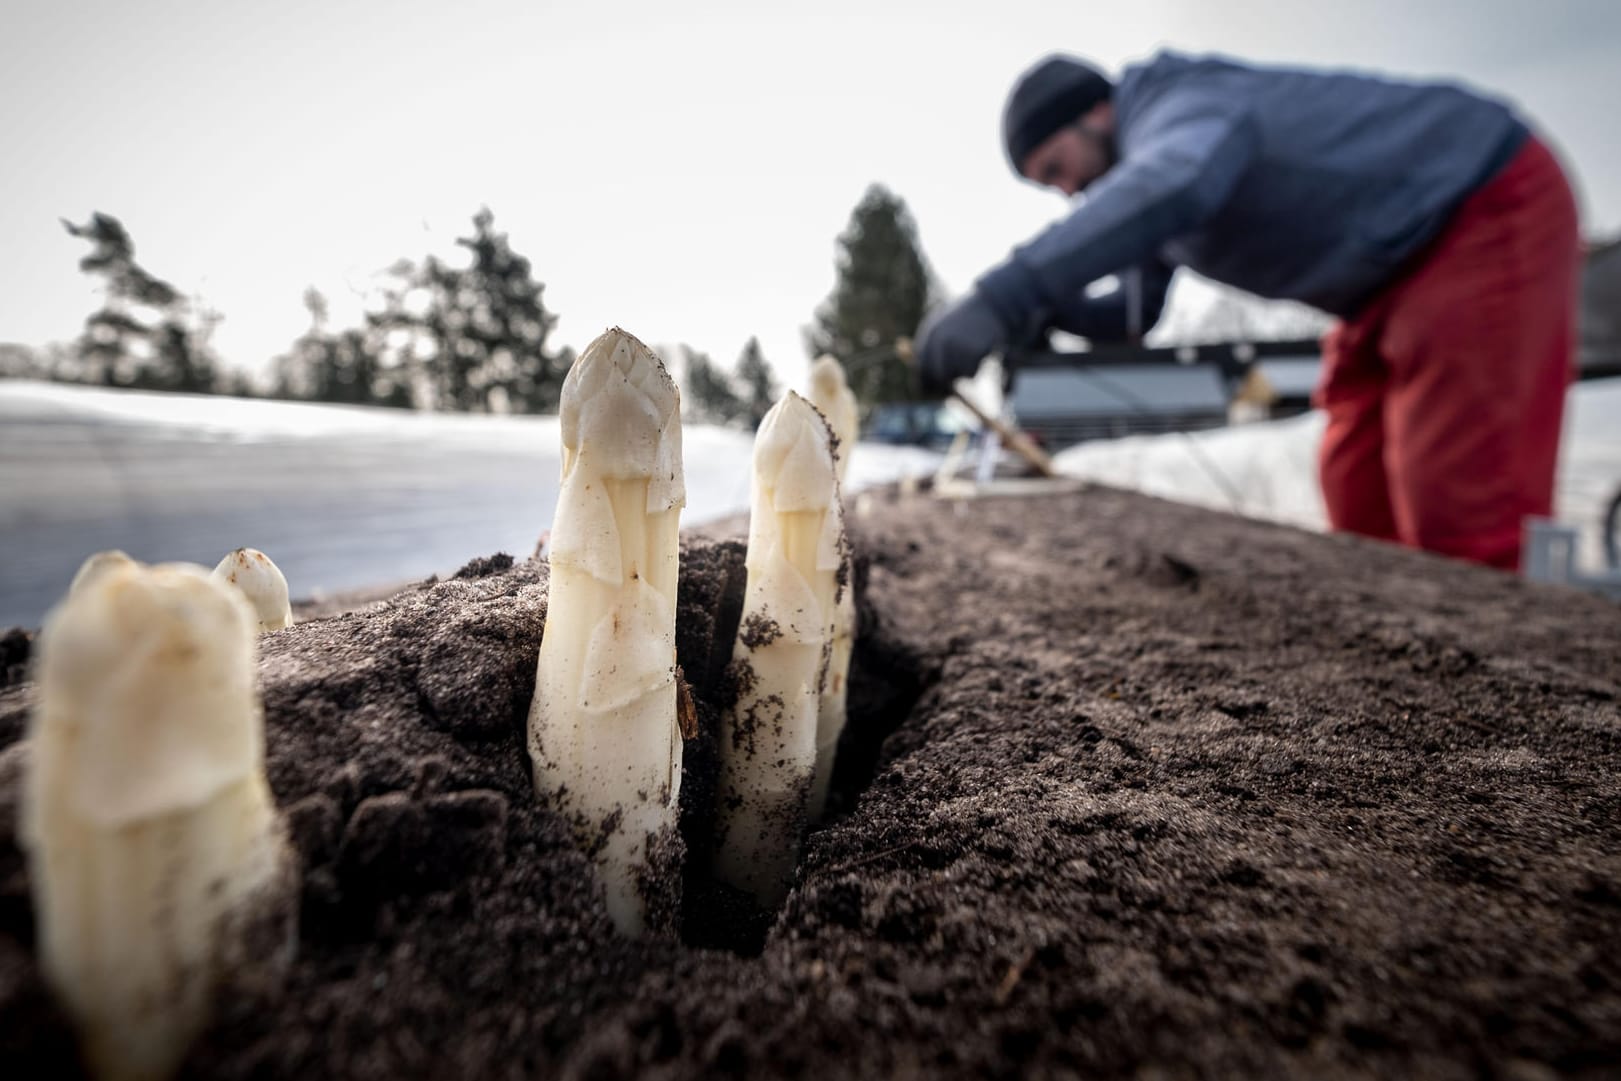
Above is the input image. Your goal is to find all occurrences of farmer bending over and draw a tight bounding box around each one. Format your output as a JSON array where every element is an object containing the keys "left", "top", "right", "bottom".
[{"left": 914, "top": 51, "right": 1579, "bottom": 571}]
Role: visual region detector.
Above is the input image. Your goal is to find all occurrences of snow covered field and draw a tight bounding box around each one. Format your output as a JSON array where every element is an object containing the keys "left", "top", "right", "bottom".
[
  {"left": 1053, "top": 377, "right": 1621, "bottom": 573},
  {"left": 0, "top": 382, "right": 939, "bottom": 627},
  {"left": 3, "top": 378, "right": 1616, "bottom": 627}
]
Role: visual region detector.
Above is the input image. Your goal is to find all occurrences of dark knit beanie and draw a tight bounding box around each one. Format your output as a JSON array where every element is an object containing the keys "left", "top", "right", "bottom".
[{"left": 1002, "top": 55, "right": 1113, "bottom": 174}]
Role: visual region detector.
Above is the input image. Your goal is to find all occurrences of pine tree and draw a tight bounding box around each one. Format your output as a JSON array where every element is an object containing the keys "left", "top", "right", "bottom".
[
  {"left": 806, "top": 184, "right": 936, "bottom": 414},
  {"left": 734, "top": 336, "right": 778, "bottom": 429},
  {"left": 680, "top": 346, "right": 746, "bottom": 426},
  {"left": 0, "top": 344, "right": 46, "bottom": 379},
  {"left": 63, "top": 213, "right": 219, "bottom": 393},
  {"left": 375, "top": 209, "right": 566, "bottom": 413},
  {"left": 274, "top": 288, "right": 411, "bottom": 408}
]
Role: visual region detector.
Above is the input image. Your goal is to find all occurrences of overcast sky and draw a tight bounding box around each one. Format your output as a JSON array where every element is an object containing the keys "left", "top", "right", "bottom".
[{"left": 3, "top": 0, "right": 1618, "bottom": 391}]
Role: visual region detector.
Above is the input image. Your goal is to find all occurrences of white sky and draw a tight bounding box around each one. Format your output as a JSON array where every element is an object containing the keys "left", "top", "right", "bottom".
[{"left": 3, "top": 0, "right": 1618, "bottom": 392}]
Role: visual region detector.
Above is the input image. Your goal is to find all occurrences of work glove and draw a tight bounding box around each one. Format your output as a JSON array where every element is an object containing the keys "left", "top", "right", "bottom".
[{"left": 913, "top": 293, "right": 1010, "bottom": 397}]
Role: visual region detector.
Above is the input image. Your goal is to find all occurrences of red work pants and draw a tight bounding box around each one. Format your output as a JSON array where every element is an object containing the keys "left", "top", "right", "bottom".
[{"left": 1314, "top": 136, "right": 1580, "bottom": 571}]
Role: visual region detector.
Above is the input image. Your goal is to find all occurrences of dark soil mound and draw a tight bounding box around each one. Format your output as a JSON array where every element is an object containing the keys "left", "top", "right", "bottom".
[{"left": 2, "top": 486, "right": 1618, "bottom": 1079}]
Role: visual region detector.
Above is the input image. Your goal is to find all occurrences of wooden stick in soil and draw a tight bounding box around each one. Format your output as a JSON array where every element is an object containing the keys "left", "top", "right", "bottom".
[{"left": 948, "top": 386, "right": 1056, "bottom": 477}]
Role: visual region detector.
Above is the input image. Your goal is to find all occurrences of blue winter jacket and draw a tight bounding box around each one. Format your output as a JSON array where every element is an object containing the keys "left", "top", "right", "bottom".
[{"left": 976, "top": 51, "right": 1529, "bottom": 339}]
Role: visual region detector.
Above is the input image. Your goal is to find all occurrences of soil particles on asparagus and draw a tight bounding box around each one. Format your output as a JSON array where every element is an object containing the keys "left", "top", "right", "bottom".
[{"left": 2, "top": 485, "right": 1620, "bottom": 1079}]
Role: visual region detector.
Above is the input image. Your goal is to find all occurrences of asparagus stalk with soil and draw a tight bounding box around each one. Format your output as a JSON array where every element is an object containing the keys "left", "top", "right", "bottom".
[
  {"left": 806, "top": 355, "right": 859, "bottom": 822},
  {"left": 23, "top": 557, "right": 297, "bottom": 1081},
  {"left": 528, "top": 327, "right": 686, "bottom": 937},
  {"left": 714, "top": 390, "right": 847, "bottom": 906}
]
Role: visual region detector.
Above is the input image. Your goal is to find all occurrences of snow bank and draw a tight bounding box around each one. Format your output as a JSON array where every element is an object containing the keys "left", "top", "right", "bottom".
[
  {"left": 1053, "top": 378, "right": 1621, "bottom": 570},
  {"left": 0, "top": 382, "right": 939, "bottom": 626}
]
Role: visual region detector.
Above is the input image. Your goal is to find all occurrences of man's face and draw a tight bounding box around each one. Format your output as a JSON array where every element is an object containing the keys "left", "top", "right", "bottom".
[{"left": 1019, "top": 104, "right": 1114, "bottom": 197}]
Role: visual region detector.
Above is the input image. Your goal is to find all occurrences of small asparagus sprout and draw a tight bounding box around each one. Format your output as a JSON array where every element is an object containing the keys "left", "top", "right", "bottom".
[
  {"left": 808, "top": 355, "right": 859, "bottom": 463},
  {"left": 212, "top": 547, "right": 293, "bottom": 631},
  {"left": 528, "top": 327, "right": 685, "bottom": 937},
  {"left": 806, "top": 356, "right": 859, "bottom": 822},
  {"left": 23, "top": 559, "right": 296, "bottom": 1081},
  {"left": 714, "top": 391, "right": 847, "bottom": 906}
]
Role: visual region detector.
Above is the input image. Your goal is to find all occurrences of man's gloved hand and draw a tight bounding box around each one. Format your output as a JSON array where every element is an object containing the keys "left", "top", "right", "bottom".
[{"left": 913, "top": 293, "right": 1010, "bottom": 396}]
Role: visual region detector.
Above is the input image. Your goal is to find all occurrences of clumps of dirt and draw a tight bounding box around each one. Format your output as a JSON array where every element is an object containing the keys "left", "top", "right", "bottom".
[
  {"left": 832, "top": 508, "right": 853, "bottom": 599},
  {"left": 0, "top": 630, "right": 29, "bottom": 692},
  {"left": 635, "top": 825, "right": 686, "bottom": 939},
  {"left": 738, "top": 613, "right": 783, "bottom": 649},
  {"left": 719, "top": 670, "right": 775, "bottom": 759},
  {"left": 334, "top": 781, "right": 510, "bottom": 902},
  {"left": 0, "top": 486, "right": 1619, "bottom": 1079},
  {"left": 452, "top": 552, "right": 516, "bottom": 580}
]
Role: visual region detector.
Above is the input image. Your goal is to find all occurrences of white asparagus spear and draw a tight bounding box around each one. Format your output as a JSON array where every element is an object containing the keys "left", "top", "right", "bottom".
[
  {"left": 69, "top": 549, "right": 135, "bottom": 596},
  {"left": 806, "top": 356, "right": 859, "bottom": 822},
  {"left": 211, "top": 547, "right": 294, "bottom": 632},
  {"left": 23, "top": 557, "right": 296, "bottom": 1081},
  {"left": 528, "top": 327, "right": 686, "bottom": 937},
  {"left": 713, "top": 391, "right": 845, "bottom": 906},
  {"left": 808, "top": 355, "right": 859, "bottom": 469}
]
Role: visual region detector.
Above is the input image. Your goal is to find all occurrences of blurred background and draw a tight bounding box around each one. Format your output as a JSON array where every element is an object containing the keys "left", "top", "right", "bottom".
[{"left": 3, "top": 0, "right": 1619, "bottom": 625}]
